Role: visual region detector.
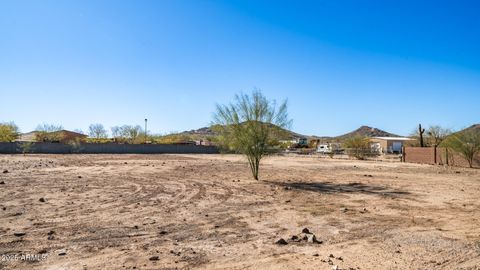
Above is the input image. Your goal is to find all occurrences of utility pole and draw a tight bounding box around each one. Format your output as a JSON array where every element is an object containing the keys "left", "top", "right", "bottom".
[{"left": 144, "top": 118, "right": 148, "bottom": 144}]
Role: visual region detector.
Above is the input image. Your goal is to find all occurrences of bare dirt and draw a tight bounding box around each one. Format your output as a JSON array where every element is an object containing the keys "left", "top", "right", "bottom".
[{"left": 0, "top": 154, "right": 479, "bottom": 270}]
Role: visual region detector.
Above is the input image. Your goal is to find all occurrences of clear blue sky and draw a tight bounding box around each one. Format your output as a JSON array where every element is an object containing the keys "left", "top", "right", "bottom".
[{"left": 1, "top": 0, "right": 479, "bottom": 136}]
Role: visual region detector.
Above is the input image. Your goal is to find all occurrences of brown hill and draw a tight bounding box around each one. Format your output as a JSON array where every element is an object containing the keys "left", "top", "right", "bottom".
[
  {"left": 179, "top": 124, "right": 401, "bottom": 143},
  {"left": 443, "top": 124, "right": 480, "bottom": 140},
  {"left": 179, "top": 123, "right": 310, "bottom": 141},
  {"left": 180, "top": 127, "right": 217, "bottom": 137},
  {"left": 461, "top": 124, "right": 480, "bottom": 133},
  {"left": 334, "top": 126, "right": 400, "bottom": 141}
]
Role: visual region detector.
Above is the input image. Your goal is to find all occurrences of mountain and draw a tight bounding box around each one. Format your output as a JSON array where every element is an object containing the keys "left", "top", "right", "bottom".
[
  {"left": 440, "top": 124, "right": 480, "bottom": 148},
  {"left": 443, "top": 124, "right": 480, "bottom": 140},
  {"left": 334, "top": 126, "right": 400, "bottom": 141},
  {"left": 178, "top": 124, "right": 311, "bottom": 141},
  {"left": 173, "top": 124, "right": 402, "bottom": 143},
  {"left": 179, "top": 127, "right": 217, "bottom": 137},
  {"left": 460, "top": 124, "right": 480, "bottom": 133}
]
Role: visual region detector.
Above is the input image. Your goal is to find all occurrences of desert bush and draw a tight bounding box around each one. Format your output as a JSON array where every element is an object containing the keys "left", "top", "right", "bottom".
[
  {"left": 18, "top": 141, "right": 34, "bottom": 155},
  {"left": 86, "top": 137, "right": 111, "bottom": 144},
  {"left": 68, "top": 138, "right": 83, "bottom": 153},
  {"left": 344, "top": 136, "right": 377, "bottom": 160},
  {"left": 152, "top": 133, "right": 193, "bottom": 144}
]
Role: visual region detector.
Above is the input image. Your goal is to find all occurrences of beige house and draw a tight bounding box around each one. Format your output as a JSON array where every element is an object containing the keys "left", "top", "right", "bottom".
[{"left": 370, "top": 137, "right": 414, "bottom": 154}]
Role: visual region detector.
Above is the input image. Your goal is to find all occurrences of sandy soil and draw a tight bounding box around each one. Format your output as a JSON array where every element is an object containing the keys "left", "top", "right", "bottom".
[{"left": 0, "top": 154, "right": 479, "bottom": 270}]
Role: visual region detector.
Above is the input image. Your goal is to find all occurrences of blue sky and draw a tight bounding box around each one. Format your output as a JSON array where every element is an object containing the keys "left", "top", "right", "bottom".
[{"left": 1, "top": 0, "right": 479, "bottom": 136}]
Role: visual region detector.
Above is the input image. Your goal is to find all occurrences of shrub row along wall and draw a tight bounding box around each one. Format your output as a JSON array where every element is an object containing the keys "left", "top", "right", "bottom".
[
  {"left": 404, "top": 147, "right": 480, "bottom": 168},
  {"left": 0, "top": 142, "right": 219, "bottom": 154}
]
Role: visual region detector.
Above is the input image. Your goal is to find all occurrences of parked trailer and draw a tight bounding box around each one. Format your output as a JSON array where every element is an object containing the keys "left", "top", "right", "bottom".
[{"left": 316, "top": 144, "right": 332, "bottom": 154}]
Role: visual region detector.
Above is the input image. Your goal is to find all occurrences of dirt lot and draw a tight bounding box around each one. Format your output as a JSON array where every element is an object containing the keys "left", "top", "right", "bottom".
[{"left": 0, "top": 154, "right": 479, "bottom": 270}]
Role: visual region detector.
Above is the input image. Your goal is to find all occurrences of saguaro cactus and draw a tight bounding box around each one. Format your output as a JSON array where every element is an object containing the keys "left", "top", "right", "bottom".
[{"left": 418, "top": 124, "right": 425, "bottom": 147}]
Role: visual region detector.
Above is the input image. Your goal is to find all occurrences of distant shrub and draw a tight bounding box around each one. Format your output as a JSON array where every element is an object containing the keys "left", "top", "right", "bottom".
[
  {"left": 19, "top": 142, "right": 33, "bottom": 155},
  {"left": 150, "top": 133, "right": 193, "bottom": 144},
  {"left": 344, "top": 136, "right": 378, "bottom": 160},
  {"left": 68, "top": 138, "right": 83, "bottom": 153}
]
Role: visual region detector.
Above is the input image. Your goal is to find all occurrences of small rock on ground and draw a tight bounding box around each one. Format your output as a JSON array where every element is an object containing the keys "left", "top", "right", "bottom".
[
  {"left": 275, "top": 238, "right": 288, "bottom": 245},
  {"left": 302, "top": 228, "right": 311, "bottom": 234}
]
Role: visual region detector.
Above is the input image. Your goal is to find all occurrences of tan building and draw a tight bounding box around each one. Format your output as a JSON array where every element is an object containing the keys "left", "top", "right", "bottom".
[{"left": 370, "top": 137, "right": 414, "bottom": 154}]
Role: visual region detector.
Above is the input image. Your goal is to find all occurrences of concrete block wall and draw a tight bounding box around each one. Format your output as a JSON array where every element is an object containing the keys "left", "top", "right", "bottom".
[
  {"left": 404, "top": 146, "right": 479, "bottom": 168},
  {"left": 0, "top": 142, "right": 219, "bottom": 154}
]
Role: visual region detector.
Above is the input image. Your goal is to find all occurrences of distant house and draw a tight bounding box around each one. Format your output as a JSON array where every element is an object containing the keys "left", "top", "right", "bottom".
[
  {"left": 16, "top": 131, "right": 38, "bottom": 142},
  {"left": 51, "top": 130, "right": 87, "bottom": 143},
  {"left": 279, "top": 137, "right": 308, "bottom": 146},
  {"left": 195, "top": 140, "right": 215, "bottom": 146},
  {"left": 17, "top": 130, "right": 87, "bottom": 144},
  {"left": 370, "top": 137, "right": 414, "bottom": 154},
  {"left": 316, "top": 142, "right": 342, "bottom": 154}
]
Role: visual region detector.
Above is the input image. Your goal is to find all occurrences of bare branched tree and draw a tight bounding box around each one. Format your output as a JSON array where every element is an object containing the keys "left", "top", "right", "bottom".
[
  {"left": 88, "top": 124, "right": 108, "bottom": 139},
  {"left": 427, "top": 125, "right": 451, "bottom": 146},
  {"left": 213, "top": 90, "right": 291, "bottom": 180},
  {"left": 111, "top": 125, "right": 143, "bottom": 143}
]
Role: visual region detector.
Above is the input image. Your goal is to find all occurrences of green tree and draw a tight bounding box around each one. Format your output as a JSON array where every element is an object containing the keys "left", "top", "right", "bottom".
[
  {"left": 344, "top": 136, "right": 377, "bottom": 160},
  {"left": 442, "top": 130, "right": 480, "bottom": 168},
  {"left": 213, "top": 90, "right": 291, "bottom": 180},
  {"left": 0, "top": 122, "right": 20, "bottom": 142}
]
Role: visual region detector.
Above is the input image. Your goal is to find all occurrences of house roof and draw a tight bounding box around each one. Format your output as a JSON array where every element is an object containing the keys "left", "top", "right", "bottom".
[
  {"left": 372, "top": 137, "right": 414, "bottom": 141},
  {"left": 51, "top": 130, "right": 87, "bottom": 137},
  {"left": 16, "top": 131, "right": 38, "bottom": 142}
]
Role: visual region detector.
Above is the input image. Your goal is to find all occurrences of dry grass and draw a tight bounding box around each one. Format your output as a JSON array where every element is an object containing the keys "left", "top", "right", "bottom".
[{"left": 0, "top": 154, "right": 479, "bottom": 269}]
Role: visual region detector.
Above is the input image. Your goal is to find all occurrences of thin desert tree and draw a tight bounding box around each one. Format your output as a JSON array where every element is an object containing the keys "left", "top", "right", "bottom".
[
  {"left": 426, "top": 125, "right": 451, "bottom": 146},
  {"left": 443, "top": 129, "right": 480, "bottom": 168},
  {"left": 213, "top": 90, "right": 291, "bottom": 180}
]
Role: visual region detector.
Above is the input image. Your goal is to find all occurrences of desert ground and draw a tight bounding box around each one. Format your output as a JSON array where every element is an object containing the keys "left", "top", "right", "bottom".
[{"left": 0, "top": 154, "right": 479, "bottom": 270}]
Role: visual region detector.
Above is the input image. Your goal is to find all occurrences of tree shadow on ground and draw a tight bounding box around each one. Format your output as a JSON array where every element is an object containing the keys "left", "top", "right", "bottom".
[{"left": 266, "top": 181, "right": 411, "bottom": 198}]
